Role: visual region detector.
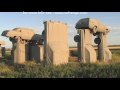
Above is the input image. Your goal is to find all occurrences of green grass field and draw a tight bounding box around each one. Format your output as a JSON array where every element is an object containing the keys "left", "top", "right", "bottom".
[{"left": 0, "top": 50, "right": 120, "bottom": 78}]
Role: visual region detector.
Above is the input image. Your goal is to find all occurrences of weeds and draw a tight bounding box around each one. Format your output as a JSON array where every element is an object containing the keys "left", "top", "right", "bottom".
[{"left": 0, "top": 50, "right": 120, "bottom": 78}]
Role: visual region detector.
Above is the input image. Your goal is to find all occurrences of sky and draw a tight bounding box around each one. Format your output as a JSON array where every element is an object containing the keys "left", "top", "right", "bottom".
[{"left": 0, "top": 12, "right": 120, "bottom": 48}]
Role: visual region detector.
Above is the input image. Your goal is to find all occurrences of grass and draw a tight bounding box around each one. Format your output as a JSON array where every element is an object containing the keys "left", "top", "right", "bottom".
[{"left": 0, "top": 50, "right": 120, "bottom": 78}]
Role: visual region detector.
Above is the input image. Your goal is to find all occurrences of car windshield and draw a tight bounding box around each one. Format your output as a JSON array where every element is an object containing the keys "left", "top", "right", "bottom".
[{"left": 1, "top": 30, "right": 9, "bottom": 36}]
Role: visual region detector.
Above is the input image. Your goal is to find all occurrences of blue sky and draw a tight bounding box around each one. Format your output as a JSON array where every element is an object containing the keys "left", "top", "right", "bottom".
[{"left": 0, "top": 12, "right": 120, "bottom": 48}]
